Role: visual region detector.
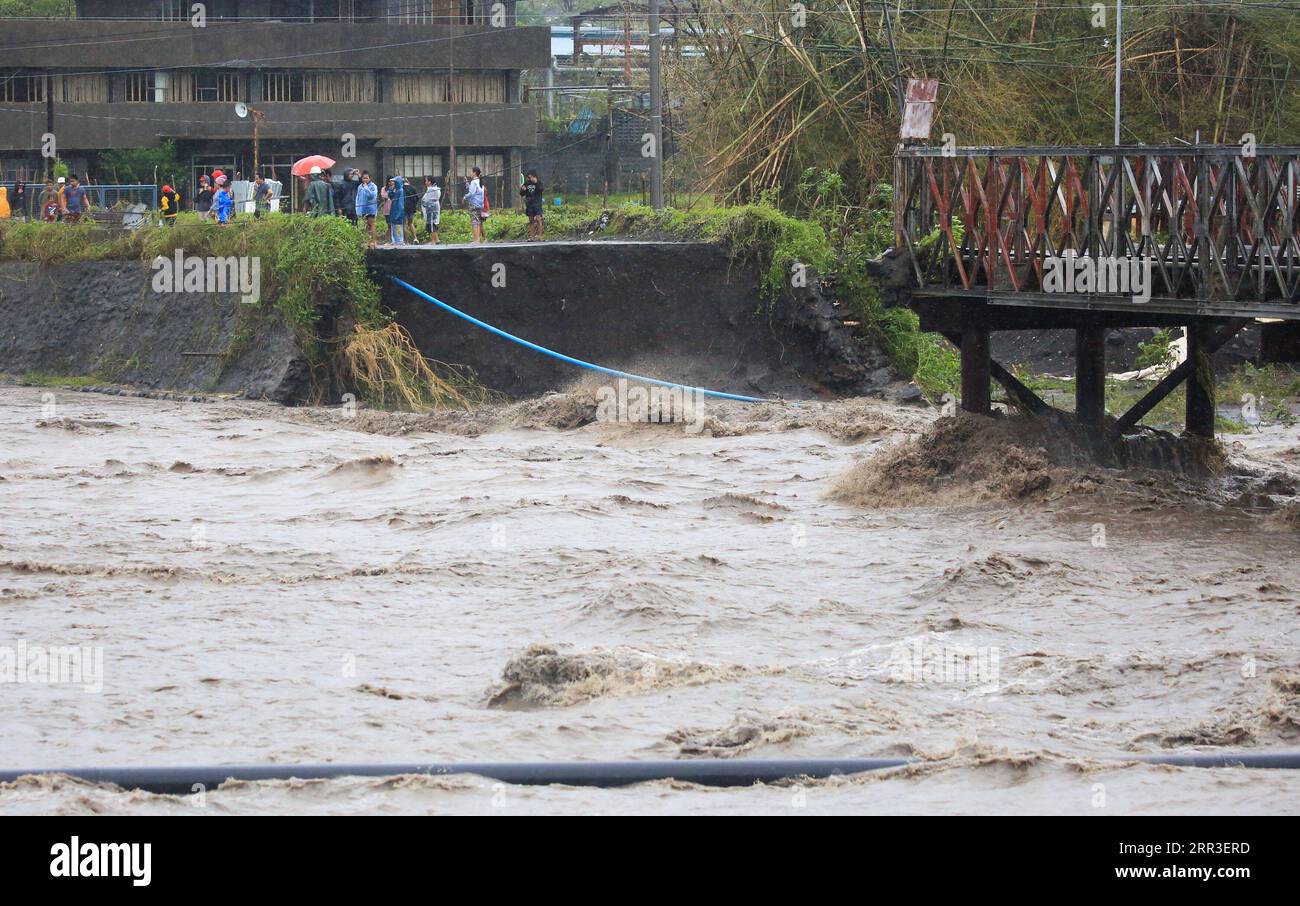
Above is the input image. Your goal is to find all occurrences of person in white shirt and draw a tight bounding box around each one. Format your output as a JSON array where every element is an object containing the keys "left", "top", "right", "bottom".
[
  {"left": 421, "top": 175, "right": 441, "bottom": 244},
  {"left": 462, "top": 166, "right": 485, "bottom": 244}
]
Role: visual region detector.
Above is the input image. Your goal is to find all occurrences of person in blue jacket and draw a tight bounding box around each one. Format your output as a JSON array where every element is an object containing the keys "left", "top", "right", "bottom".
[
  {"left": 385, "top": 175, "right": 407, "bottom": 246},
  {"left": 355, "top": 170, "right": 379, "bottom": 246},
  {"left": 214, "top": 177, "right": 235, "bottom": 225}
]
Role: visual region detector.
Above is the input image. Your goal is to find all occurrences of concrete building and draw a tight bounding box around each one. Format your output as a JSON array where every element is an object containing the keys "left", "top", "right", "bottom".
[{"left": 0, "top": 1, "right": 549, "bottom": 207}]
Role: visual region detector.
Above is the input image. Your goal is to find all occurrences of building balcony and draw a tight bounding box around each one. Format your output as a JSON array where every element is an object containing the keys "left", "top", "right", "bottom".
[
  {"left": 0, "top": 101, "right": 538, "bottom": 151},
  {"left": 3, "top": 21, "right": 551, "bottom": 70}
]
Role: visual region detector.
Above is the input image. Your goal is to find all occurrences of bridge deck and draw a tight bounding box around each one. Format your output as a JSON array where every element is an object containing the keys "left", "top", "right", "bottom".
[
  {"left": 893, "top": 145, "right": 1300, "bottom": 434},
  {"left": 895, "top": 144, "right": 1300, "bottom": 320}
]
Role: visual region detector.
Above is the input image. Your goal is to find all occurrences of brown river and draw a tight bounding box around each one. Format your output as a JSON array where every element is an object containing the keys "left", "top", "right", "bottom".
[{"left": 1, "top": 383, "right": 1298, "bottom": 814}]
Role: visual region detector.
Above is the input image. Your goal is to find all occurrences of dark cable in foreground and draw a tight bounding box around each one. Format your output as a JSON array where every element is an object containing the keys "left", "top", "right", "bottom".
[{"left": 2, "top": 753, "right": 1299, "bottom": 795}]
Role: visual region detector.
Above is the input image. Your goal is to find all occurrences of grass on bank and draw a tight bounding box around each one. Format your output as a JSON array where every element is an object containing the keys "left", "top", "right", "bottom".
[
  {"left": 16, "top": 371, "right": 104, "bottom": 389},
  {"left": 339, "top": 322, "right": 493, "bottom": 411}
]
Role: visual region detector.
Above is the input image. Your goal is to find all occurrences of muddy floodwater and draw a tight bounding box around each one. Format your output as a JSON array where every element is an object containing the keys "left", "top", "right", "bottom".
[{"left": 2, "top": 384, "right": 1299, "bottom": 815}]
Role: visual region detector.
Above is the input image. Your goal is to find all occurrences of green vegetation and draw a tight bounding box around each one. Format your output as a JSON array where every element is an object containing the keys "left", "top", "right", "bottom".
[
  {"left": 1135, "top": 328, "right": 1179, "bottom": 371},
  {"left": 0, "top": 214, "right": 382, "bottom": 345},
  {"left": 18, "top": 372, "right": 103, "bottom": 388},
  {"left": 0, "top": 0, "right": 74, "bottom": 16},
  {"left": 1011, "top": 364, "right": 1300, "bottom": 432},
  {"left": 673, "top": 1, "right": 1300, "bottom": 208},
  {"left": 99, "top": 142, "right": 184, "bottom": 187}
]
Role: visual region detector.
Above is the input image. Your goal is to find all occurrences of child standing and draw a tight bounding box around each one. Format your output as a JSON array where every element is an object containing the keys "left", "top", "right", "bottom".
[{"left": 40, "top": 180, "right": 58, "bottom": 221}]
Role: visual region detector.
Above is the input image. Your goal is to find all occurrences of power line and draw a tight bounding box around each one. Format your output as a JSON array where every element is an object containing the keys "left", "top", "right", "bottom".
[{"left": 0, "top": 103, "right": 534, "bottom": 129}]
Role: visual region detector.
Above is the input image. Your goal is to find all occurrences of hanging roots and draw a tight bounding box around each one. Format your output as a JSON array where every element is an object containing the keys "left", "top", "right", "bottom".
[{"left": 339, "top": 322, "right": 485, "bottom": 412}]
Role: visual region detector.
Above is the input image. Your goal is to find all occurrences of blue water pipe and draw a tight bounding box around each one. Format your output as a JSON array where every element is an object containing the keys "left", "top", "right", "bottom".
[{"left": 388, "top": 276, "right": 778, "bottom": 404}]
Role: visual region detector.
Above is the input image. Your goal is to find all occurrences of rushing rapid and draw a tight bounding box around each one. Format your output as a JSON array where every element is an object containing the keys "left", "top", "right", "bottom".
[{"left": 1, "top": 384, "right": 1298, "bottom": 815}]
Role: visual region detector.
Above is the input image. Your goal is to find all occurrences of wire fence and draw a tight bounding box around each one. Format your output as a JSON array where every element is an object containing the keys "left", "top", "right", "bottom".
[{"left": 2, "top": 182, "right": 158, "bottom": 225}]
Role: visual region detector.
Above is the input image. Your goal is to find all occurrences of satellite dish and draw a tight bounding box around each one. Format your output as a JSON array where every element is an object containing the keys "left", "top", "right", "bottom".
[{"left": 234, "top": 102, "right": 249, "bottom": 120}]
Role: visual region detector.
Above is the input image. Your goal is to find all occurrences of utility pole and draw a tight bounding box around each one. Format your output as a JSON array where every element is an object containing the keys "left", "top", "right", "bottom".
[
  {"left": 45, "top": 70, "right": 55, "bottom": 181},
  {"left": 648, "top": 0, "right": 664, "bottom": 210},
  {"left": 1114, "top": 0, "right": 1122, "bottom": 145},
  {"left": 251, "top": 109, "right": 265, "bottom": 179},
  {"left": 545, "top": 57, "right": 555, "bottom": 118},
  {"left": 881, "top": 1, "right": 904, "bottom": 114}
]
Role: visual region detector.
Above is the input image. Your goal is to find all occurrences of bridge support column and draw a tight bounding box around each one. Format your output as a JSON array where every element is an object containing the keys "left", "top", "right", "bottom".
[
  {"left": 1075, "top": 326, "right": 1106, "bottom": 429},
  {"left": 960, "top": 303, "right": 991, "bottom": 415},
  {"left": 1186, "top": 321, "right": 1217, "bottom": 438}
]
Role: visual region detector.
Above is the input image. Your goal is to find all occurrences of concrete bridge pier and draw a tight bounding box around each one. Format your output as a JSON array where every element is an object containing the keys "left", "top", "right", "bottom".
[
  {"left": 960, "top": 302, "right": 991, "bottom": 415},
  {"left": 1075, "top": 326, "right": 1107, "bottom": 430},
  {"left": 1186, "top": 321, "right": 1218, "bottom": 438}
]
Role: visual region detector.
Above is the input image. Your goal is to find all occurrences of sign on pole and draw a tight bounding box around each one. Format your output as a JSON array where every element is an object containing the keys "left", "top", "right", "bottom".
[{"left": 900, "top": 78, "right": 939, "bottom": 140}]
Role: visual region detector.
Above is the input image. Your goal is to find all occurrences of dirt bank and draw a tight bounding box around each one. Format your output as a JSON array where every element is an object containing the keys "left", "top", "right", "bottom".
[
  {"left": 0, "top": 261, "right": 308, "bottom": 401},
  {"left": 830, "top": 410, "right": 1299, "bottom": 513},
  {"left": 372, "top": 241, "right": 901, "bottom": 401},
  {"left": 1, "top": 241, "right": 904, "bottom": 408}
]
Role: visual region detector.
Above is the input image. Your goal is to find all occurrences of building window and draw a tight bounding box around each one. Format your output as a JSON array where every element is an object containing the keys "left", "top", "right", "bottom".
[
  {"left": 455, "top": 153, "right": 503, "bottom": 181},
  {"left": 0, "top": 72, "right": 44, "bottom": 103},
  {"left": 193, "top": 71, "right": 240, "bottom": 103},
  {"left": 262, "top": 71, "right": 377, "bottom": 103},
  {"left": 388, "top": 71, "right": 505, "bottom": 104},
  {"left": 388, "top": 0, "right": 431, "bottom": 23},
  {"left": 392, "top": 153, "right": 443, "bottom": 180},
  {"left": 160, "top": 0, "right": 188, "bottom": 21},
  {"left": 54, "top": 74, "right": 110, "bottom": 104},
  {"left": 263, "top": 72, "right": 305, "bottom": 103},
  {"left": 123, "top": 71, "right": 167, "bottom": 103}
]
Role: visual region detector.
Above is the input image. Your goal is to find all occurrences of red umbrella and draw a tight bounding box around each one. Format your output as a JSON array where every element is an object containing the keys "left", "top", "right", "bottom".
[{"left": 291, "top": 155, "right": 336, "bottom": 177}]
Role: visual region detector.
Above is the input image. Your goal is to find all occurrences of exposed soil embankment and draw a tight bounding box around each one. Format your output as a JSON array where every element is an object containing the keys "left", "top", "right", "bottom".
[
  {"left": 372, "top": 241, "right": 899, "bottom": 400},
  {"left": 830, "top": 411, "right": 1299, "bottom": 513},
  {"left": 0, "top": 261, "right": 309, "bottom": 401}
]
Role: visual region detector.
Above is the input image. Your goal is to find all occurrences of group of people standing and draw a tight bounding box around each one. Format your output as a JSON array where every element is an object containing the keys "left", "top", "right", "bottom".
[
  {"left": 186, "top": 170, "right": 278, "bottom": 224},
  {"left": 0, "top": 176, "right": 89, "bottom": 223},
  {"left": 1, "top": 164, "right": 548, "bottom": 244},
  {"left": 301, "top": 166, "right": 433, "bottom": 247},
  {"left": 323, "top": 164, "right": 507, "bottom": 247},
  {"left": 304, "top": 165, "right": 545, "bottom": 247}
]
